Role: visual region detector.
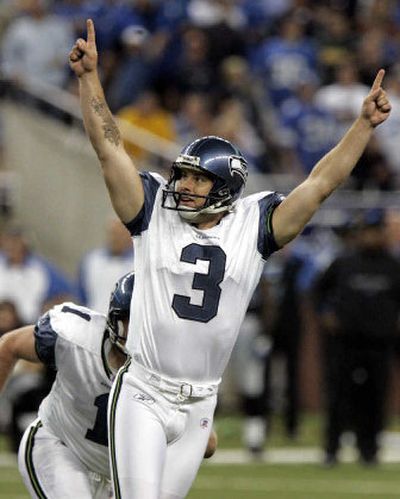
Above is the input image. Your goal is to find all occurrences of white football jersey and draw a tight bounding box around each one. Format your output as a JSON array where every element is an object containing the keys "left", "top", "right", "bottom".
[
  {"left": 125, "top": 172, "right": 284, "bottom": 384},
  {"left": 35, "top": 303, "right": 114, "bottom": 478}
]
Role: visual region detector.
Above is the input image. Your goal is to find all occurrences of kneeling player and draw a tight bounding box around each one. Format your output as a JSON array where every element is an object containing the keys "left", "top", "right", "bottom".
[{"left": 0, "top": 272, "right": 217, "bottom": 498}]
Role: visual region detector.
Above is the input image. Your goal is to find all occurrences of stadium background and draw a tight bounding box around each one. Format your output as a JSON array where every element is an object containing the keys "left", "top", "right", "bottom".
[{"left": 2, "top": 0, "right": 400, "bottom": 497}]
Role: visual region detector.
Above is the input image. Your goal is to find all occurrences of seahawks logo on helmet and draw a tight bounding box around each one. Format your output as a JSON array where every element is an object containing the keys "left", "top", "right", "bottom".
[{"left": 229, "top": 156, "right": 248, "bottom": 183}]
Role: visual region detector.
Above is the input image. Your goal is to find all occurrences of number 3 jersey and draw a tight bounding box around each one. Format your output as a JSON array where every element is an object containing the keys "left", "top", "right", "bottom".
[
  {"left": 124, "top": 172, "right": 284, "bottom": 385},
  {"left": 34, "top": 303, "right": 115, "bottom": 478}
]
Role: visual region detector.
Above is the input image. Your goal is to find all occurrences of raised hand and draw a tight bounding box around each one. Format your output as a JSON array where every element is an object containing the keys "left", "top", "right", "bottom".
[
  {"left": 361, "top": 69, "right": 391, "bottom": 127},
  {"left": 69, "top": 19, "right": 98, "bottom": 77}
]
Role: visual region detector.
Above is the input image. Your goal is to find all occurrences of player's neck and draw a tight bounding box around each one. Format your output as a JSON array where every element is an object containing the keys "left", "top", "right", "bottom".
[
  {"left": 191, "top": 212, "right": 226, "bottom": 230},
  {"left": 108, "top": 346, "right": 127, "bottom": 370}
]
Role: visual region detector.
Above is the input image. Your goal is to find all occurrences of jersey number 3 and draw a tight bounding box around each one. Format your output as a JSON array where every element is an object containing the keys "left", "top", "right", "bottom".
[{"left": 172, "top": 243, "right": 226, "bottom": 323}]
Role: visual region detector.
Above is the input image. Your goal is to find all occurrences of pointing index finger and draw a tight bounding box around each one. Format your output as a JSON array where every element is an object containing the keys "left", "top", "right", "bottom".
[
  {"left": 371, "top": 69, "right": 385, "bottom": 91},
  {"left": 86, "top": 18, "right": 96, "bottom": 46}
]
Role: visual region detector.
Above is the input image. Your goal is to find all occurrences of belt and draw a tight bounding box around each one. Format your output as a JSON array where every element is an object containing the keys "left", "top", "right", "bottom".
[{"left": 129, "top": 360, "right": 219, "bottom": 399}]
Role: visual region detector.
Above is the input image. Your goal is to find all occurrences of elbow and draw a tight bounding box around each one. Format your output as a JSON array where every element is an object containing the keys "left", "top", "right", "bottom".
[{"left": 0, "top": 333, "right": 15, "bottom": 358}]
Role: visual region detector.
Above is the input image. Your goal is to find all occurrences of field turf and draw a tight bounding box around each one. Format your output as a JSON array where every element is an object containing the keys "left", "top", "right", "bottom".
[{"left": 2, "top": 414, "right": 400, "bottom": 498}]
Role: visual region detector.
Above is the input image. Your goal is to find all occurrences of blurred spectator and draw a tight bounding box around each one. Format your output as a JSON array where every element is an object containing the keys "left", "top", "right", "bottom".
[
  {"left": 106, "top": 24, "right": 153, "bottom": 112},
  {"left": 187, "top": 0, "right": 247, "bottom": 67},
  {"left": 250, "top": 13, "right": 318, "bottom": 110},
  {"left": 212, "top": 96, "right": 265, "bottom": 173},
  {"left": 351, "top": 137, "right": 395, "bottom": 191},
  {"left": 241, "top": 0, "right": 293, "bottom": 37},
  {"left": 78, "top": 217, "right": 133, "bottom": 314},
  {"left": 0, "top": 300, "right": 22, "bottom": 434},
  {"left": 174, "top": 92, "right": 214, "bottom": 145},
  {"left": 314, "top": 6, "right": 356, "bottom": 83},
  {"left": 1, "top": 0, "right": 74, "bottom": 88},
  {"left": 315, "top": 60, "right": 395, "bottom": 190},
  {"left": 161, "top": 25, "right": 216, "bottom": 98},
  {"left": 0, "top": 301, "right": 51, "bottom": 452},
  {"left": 277, "top": 76, "right": 338, "bottom": 174},
  {"left": 117, "top": 90, "right": 177, "bottom": 165},
  {"left": 52, "top": 0, "right": 87, "bottom": 40},
  {"left": 0, "top": 114, "right": 15, "bottom": 220},
  {"left": 0, "top": 300, "right": 21, "bottom": 339},
  {"left": 315, "top": 60, "right": 369, "bottom": 140},
  {"left": 265, "top": 239, "right": 317, "bottom": 440},
  {"left": 0, "top": 0, "right": 17, "bottom": 41},
  {"left": 356, "top": 24, "right": 398, "bottom": 86},
  {"left": 218, "top": 56, "right": 281, "bottom": 172},
  {"left": 232, "top": 275, "right": 273, "bottom": 456},
  {"left": 0, "top": 225, "right": 75, "bottom": 324},
  {"left": 386, "top": 208, "right": 400, "bottom": 257},
  {"left": 315, "top": 209, "right": 400, "bottom": 466}
]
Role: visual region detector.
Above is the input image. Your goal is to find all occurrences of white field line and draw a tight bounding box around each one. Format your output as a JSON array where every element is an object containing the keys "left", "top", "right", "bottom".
[
  {"left": 2, "top": 431, "right": 400, "bottom": 468},
  {"left": 206, "top": 447, "right": 400, "bottom": 465}
]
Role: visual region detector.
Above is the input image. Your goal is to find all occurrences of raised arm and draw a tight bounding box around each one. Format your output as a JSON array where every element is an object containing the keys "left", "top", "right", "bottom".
[
  {"left": 0, "top": 326, "right": 39, "bottom": 393},
  {"left": 69, "top": 19, "right": 144, "bottom": 223},
  {"left": 272, "top": 69, "right": 391, "bottom": 247}
]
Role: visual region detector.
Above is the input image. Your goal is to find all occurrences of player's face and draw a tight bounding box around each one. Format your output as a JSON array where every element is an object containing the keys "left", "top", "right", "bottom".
[
  {"left": 175, "top": 168, "right": 213, "bottom": 209},
  {"left": 120, "top": 318, "right": 129, "bottom": 344}
]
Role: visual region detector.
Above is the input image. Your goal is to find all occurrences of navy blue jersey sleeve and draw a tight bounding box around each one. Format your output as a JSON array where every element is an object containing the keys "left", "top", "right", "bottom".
[
  {"left": 124, "top": 172, "right": 162, "bottom": 236},
  {"left": 34, "top": 312, "right": 58, "bottom": 369},
  {"left": 257, "top": 192, "right": 285, "bottom": 260}
]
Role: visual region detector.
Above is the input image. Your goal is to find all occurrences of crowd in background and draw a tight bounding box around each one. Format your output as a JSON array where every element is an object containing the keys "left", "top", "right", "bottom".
[
  {"left": 0, "top": 0, "right": 400, "bottom": 186},
  {"left": 1, "top": 0, "right": 400, "bottom": 465}
]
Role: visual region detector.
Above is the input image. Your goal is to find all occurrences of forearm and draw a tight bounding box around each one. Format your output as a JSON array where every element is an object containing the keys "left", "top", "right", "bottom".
[
  {"left": 0, "top": 337, "right": 19, "bottom": 393},
  {"left": 272, "top": 117, "right": 374, "bottom": 247},
  {"left": 0, "top": 327, "right": 38, "bottom": 393},
  {"left": 70, "top": 19, "right": 144, "bottom": 221},
  {"left": 78, "top": 71, "right": 123, "bottom": 162},
  {"left": 309, "top": 116, "right": 373, "bottom": 200}
]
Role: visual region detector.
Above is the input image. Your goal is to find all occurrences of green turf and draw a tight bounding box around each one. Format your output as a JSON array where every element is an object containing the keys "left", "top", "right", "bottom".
[
  {"left": 0, "top": 464, "right": 28, "bottom": 498},
  {"left": 2, "top": 462, "right": 400, "bottom": 499},
  {"left": 2, "top": 413, "right": 400, "bottom": 498},
  {"left": 214, "top": 412, "right": 324, "bottom": 448},
  {"left": 188, "top": 463, "right": 400, "bottom": 499}
]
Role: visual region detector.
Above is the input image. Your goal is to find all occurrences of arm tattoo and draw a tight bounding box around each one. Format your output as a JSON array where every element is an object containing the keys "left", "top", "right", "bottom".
[{"left": 90, "top": 97, "right": 121, "bottom": 146}]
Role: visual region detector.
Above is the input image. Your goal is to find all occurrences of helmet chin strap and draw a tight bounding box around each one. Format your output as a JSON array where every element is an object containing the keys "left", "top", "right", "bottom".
[{"left": 178, "top": 202, "right": 233, "bottom": 222}]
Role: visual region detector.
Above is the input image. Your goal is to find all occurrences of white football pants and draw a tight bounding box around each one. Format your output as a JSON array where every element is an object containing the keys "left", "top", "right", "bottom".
[
  {"left": 108, "top": 361, "right": 217, "bottom": 499},
  {"left": 18, "top": 419, "right": 111, "bottom": 499}
]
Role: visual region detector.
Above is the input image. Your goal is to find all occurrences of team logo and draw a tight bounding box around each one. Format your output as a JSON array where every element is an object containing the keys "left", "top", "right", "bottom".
[
  {"left": 229, "top": 156, "right": 248, "bottom": 183},
  {"left": 133, "top": 392, "right": 155, "bottom": 405},
  {"left": 200, "top": 418, "right": 210, "bottom": 429}
]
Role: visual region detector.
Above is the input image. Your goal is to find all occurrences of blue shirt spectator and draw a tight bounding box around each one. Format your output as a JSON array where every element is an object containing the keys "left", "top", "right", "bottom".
[
  {"left": 0, "top": 227, "right": 75, "bottom": 324},
  {"left": 278, "top": 79, "right": 338, "bottom": 173},
  {"left": 77, "top": 218, "right": 133, "bottom": 314},
  {"left": 250, "top": 15, "right": 318, "bottom": 110}
]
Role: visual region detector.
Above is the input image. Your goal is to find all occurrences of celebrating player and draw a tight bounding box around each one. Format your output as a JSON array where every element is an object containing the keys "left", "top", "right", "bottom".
[{"left": 69, "top": 19, "right": 391, "bottom": 499}]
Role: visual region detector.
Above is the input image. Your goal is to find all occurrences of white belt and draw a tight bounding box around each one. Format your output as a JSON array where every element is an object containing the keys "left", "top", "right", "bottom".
[{"left": 129, "top": 359, "right": 219, "bottom": 399}]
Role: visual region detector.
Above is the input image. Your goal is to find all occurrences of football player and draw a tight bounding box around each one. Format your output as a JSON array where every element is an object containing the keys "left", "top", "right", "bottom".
[
  {"left": 69, "top": 19, "right": 391, "bottom": 499},
  {"left": 0, "top": 272, "right": 217, "bottom": 498}
]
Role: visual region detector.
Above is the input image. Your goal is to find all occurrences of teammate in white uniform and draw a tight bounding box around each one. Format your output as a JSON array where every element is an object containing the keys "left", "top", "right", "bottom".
[
  {"left": 0, "top": 273, "right": 134, "bottom": 498},
  {"left": 69, "top": 19, "right": 391, "bottom": 499},
  {"left": 0, "top": 272, "right": 217, "bottom": 498}
]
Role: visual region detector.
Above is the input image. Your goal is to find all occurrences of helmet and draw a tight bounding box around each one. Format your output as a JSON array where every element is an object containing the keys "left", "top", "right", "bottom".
[
  {"left": 107, "top": 272, "right": 135, "bottom": 354},
  {"left": 162, "top": 136, "right": 248, "bottom": 221}
]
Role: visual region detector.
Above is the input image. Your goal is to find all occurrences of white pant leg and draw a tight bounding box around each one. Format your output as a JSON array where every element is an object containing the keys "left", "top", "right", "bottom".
[
  {"left": 18, "top": 419, "right": 110, "bottom": 499},
  {"left": 108, "top": 371, "right": 167, "bottom": 499},
  {"left": 108, "top": 366, "right": 217, "bottom": 499},
  {"left": 160, "top": 395, "right": 217, "bottom": 499}
]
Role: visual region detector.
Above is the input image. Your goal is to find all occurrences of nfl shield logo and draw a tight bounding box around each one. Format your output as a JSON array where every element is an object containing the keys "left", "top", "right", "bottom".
[{"left": 200, "top": 418, "right": 210, "bottom": 429}]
